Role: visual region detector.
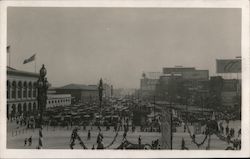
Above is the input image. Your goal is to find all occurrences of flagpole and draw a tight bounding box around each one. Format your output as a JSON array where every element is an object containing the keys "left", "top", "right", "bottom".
[
  {"left": 9, "top": 52, "right": 11, "bottom": 67},
  {"left": 35, "top": 58, "right": 37, "bottom": 73}
]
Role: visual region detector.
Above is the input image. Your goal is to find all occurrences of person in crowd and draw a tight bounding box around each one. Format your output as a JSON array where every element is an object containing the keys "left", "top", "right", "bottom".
[
  {"left": 123, "top": 131, "right": 127, "bottom": 140},
  {"left": 233, "top": 139, "right": 239, "bottom": 150},
  {"left": 181, "top": 138, "right": 186, "bottom": 150},
  {"left": 138, "top": 135, "right": 142, "bottom": 145},
  {"left": 92, "top": 145, "right": 95, "bottom": 150},
  {"left": 238, "top": 128, "right": 241, "bottom": 137},
  {"left": 226, "top": 134, "right": 231, "bottom": 144},
  {"left": 24, "top": 138, "right": 27, "bottom": 146},
  {"left": 184, "top": 125, "right": 186, "bottom": 133},
  {"left": 28, "top": 136, "right": 32, "bottom": 146},
  {"left": 226, "top": 125, "right": 229, "bottom": 135},
  {"left": 232, "top": 128, "right": 235, "bottom": 137},
  {"left": 87, "top": 130, "right": 91, "bottom": 140},
  {"left": 192, "top": 134, "right": 196, "bottom": 141},
  {"left": 229, "top": 128, "right": 235, "bottom": 137}
]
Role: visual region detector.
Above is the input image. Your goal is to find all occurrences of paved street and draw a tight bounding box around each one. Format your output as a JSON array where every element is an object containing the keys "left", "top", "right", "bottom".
[{"left": 7, "top": 120, "right": 240, "bottom": 150}]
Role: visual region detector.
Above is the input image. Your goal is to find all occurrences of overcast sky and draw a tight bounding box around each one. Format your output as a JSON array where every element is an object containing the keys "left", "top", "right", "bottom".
[{"left": 7, "top": 7, "right": 241, "bottom": 89}]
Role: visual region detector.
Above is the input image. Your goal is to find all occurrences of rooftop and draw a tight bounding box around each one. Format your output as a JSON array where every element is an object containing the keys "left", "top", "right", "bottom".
[
  {"left": 57, "top": 83, "right": 98, "bottom": 91},
  {"left": 7, "top": 66, "right": 39, "bottom": 77}
]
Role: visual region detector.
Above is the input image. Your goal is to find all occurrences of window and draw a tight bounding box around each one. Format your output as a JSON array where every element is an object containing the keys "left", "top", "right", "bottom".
[
  {"left": 23, "top": 103, "right": 27, "bottom": 112},
  {"left": 33, "top": 83, "right": 36, "bottom": 97},
  {"left": 28, "top": 103, "right": 32, "bottom": 112},
  {"left": 23, "top": 82, "right": 27, "bottom": 98},
  {"left": 11, "top": 81, "right": 16, "bottom": 99},
  {"left": 28, "top": 82, "right": 32, "bottom": 98},
  {"left": 33, "top": 103, "right": 36, "bottom": 112},
  {"left": 18, "top": 81, "right": 22, "bottom": 98}
]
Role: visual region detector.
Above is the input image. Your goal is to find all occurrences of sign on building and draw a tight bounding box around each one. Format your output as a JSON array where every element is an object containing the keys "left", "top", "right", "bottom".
[
  {"left": 160, "top": 108, "right": 171, "bottom": 149},
  {"left": 216, "top": 59, "right": 241, "bottom": 73}
]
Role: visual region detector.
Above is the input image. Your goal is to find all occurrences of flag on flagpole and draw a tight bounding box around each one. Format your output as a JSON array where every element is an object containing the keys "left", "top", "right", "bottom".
[{"left": 23, "top": 54, "right": 36, "bottom": 64}]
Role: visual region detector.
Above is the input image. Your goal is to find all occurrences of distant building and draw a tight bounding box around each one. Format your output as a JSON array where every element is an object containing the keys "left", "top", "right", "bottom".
[
  {"left": 221, "top": 79, "right": 241, "bottom": 108},
  {"left": 140, "top": 72, "right": 162, "bottom": 99},
  {"left": 162, "top": 67, "right": 209, "bottom": 80},
  {"left": 163, "top": 66, "right": 195, "bottom": 74},
  {"left": 7, "top": 67, "right": 39, "bottom": 119},
  {"left": 207, "top": 76, "right": 241, "bottom": 110},
  {"left": 46, "top": 94, "right": 71, "bottom": 108},
  {"left": 54, "top": 84, "right": 99, "bottom": 103},
  {"left": 155, "top": 67, "right": 209, "bottom": 104},
  {"left": 103, "top": 83, "right": 112, "bottom": 98}
]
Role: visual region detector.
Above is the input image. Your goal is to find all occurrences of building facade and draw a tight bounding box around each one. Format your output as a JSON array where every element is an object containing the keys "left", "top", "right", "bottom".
[
  {"left": 154, "top": 67, "right": 209, "bottom": 105},
  {"left": 140, "top": 72, "right": 162, "bottom": 99},
  {"left": 54, "top": 84, "right": 99, "bottom": 103},
  {"left": 7, "top": 67, "right": 39, "bottom": 119},
  {"left": 221, "top": 79, "right": 241, "bottom": 108},
  {"left": 7, "top": 67, "right": 73, "bottom": 119},
  {"left": 46, "top": 94, "right": 71, "bottom": 108}
]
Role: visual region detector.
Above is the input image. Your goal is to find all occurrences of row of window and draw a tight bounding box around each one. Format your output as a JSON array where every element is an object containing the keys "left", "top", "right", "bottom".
[
  {"left": 7, "top": 80, "right": 37, "bottom": 99},
  {"left": 47, "top": 98, "right": 71, "bottom": 104},
  {"left": 7, "top": 102, "right": 37, "bottom": 117}
]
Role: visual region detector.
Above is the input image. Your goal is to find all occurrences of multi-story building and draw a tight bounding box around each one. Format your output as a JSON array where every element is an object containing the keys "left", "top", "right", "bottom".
[
  {"left": 155, "top": 67, "right": 209, "bottom": 104},
  {"left": 7, "top": 67, "right": 39, "bottom": 119},
  {"left": 140, "top": 72, "right": 162, "bottom": 99},
  {"left": 7, "top": 67, "right": 73, "bottom": 119},
  {"left": 46, "top": 94, "right": 71, "bottom": 108},
  {"left": 221, "top": 79, "right": 241, "bottom": 108}
]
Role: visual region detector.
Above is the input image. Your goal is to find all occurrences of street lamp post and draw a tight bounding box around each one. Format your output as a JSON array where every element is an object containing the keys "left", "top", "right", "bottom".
[
  {"left": 37, "top": 64, "right": 49, "bottom": 149},
  {"left": 98, "top": 78, "right": 103, "bottom": 125}
]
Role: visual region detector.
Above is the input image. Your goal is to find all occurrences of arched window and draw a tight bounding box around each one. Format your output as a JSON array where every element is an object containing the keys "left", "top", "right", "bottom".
[
  {"left": 33, "top": 103, "right": 36, "bottom": 112},
  {"left": 12, "top": 104, "right": 16, "bottom": 116},
  {"left": 28, "top": 103, "right": 31, "bottom": 112},
  {"left": 28, "top": 82, "right": 32, "bottom": 98},
  {"left": 7, "top": 81, "right": 10, "bottom": 99},
  {"left": 33, "top": 82, "right": 36, "bottom": 98},
  {"left": 18, "top": 103, "right": 22, "bottom": 114},
  {"left": 11, "top": 81, "right": 16, "bottom": 99},
  {"left": 23, "top": 103, "right": 27, "bottom": 112},
  {"left": 18, "top": 81, "right": 22, "bottom": 98},
  {"left": 23, "top": 82, "right": 27, "bottom": 98}
]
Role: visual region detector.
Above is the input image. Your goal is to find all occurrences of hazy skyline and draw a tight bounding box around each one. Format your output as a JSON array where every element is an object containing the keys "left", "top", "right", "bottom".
[{"left": 7, "top": 7, "right": 241, "bottom": 89}]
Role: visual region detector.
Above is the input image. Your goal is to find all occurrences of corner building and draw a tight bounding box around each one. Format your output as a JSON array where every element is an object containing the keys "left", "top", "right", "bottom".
[{"left": 7, "top": 67, "right": 39, "bottom": 119}]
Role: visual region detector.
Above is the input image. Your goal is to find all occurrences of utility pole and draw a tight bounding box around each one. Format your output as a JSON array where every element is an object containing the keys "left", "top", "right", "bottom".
[
  {"left": 170, "top": 95, "right": 173, "bottom": 150},
  {"left": 153, "top": 95, "right": 156, "bottom": 122},
  {"left": 169, "top": 73, "right": 174, "bottom": 150},
  {"left": 98, "top": 78, "right": 103, "bottom": 127}
]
